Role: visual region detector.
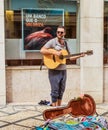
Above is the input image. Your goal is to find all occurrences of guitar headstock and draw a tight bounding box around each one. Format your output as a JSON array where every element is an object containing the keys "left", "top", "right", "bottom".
[{"left": 85, "top": 50, "right": 93, "bottom": 55}]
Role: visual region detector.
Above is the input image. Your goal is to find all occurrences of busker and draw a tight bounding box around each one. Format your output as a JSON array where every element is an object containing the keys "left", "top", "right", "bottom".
[{"left": 40, "top": 26, "right": 85, "bottom": 107}]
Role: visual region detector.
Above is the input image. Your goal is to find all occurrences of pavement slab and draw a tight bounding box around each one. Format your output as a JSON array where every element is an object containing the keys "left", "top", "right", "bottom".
[{"left": 0, "top": 104, "right": 107, "bottom": 130}]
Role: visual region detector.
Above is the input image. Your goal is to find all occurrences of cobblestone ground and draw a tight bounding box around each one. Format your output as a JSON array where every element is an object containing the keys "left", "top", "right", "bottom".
[{"left": 0, "top": 104, "right": 108, "bottom": 130}]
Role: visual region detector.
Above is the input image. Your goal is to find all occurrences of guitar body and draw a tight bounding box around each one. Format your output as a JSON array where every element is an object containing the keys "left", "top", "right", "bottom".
[
  {"left": 43, "top": 49, "right": 69, "bottom": 69},
  {"left": 43, "top": 49, "right": 93, "bottom": 69},
  {"left": 43, "top": 94, "right": 96, "bottom": 120}
]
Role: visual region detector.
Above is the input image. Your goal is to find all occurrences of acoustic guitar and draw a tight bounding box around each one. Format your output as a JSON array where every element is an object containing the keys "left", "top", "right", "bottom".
[
  {"left": 43, "top": 49, "right": 93, "bottom": 69},
  {"left": 43, "top": 94, "right": 96, "bottom": 121}
]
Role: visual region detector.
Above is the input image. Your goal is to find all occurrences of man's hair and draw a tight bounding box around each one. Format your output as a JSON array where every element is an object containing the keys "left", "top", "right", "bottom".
[{"left": 57, "top": 25, "right": 66, "bottom": 32}]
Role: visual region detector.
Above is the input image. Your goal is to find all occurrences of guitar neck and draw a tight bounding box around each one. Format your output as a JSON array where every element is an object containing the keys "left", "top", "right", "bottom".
[{"left": 64, "top": 52, "right": 84, "bottom": 59}]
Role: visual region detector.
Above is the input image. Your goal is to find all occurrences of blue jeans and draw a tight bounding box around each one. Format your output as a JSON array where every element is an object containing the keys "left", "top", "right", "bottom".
[{"left": 48, "top": 69, "right": 67, "bottom": 103}]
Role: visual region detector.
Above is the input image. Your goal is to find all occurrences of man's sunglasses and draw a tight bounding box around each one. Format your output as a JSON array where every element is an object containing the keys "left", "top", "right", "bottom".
[{"left": 57, "top": 31, "right": 64, "bottom": 34}]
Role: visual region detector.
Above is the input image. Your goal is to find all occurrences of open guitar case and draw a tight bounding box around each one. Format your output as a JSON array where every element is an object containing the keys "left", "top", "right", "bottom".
[{"left": 43, "top": 94, "right": 96, "bottom": 121}]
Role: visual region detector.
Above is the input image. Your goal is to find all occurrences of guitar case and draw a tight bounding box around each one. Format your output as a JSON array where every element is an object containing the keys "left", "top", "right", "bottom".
[{"left": 43, "top": 94, "right": 96, "bottom": 121}]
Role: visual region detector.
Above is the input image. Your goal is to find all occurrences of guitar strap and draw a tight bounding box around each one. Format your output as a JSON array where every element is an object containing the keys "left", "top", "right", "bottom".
[
  {"left": 65, "top": 41, "right": 75, "bottom": 64},
  {"left": 40, "top": 58, "right": 43, "bottom": 70},
  {"left": 65, "top": 41, "right": 70, "bottom": 54}
]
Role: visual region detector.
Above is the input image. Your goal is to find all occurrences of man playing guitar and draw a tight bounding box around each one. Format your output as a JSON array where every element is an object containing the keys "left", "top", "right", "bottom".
[{"left": 40, "top": 26, "right": 85, "bottom": 107}]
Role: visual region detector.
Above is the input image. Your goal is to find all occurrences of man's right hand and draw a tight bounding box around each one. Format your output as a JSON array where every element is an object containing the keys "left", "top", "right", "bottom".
[{"left": 53, "top": 50, "right": 62, "bottom": 56}]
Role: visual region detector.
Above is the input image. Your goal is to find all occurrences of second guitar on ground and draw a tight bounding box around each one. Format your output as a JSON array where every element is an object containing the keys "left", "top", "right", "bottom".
[{"left": 43, "top": 49, "right": 93, "bottom": 69}]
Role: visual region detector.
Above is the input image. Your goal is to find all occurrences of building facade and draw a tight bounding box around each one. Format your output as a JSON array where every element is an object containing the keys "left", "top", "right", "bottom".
[{"left": 0, "top": 0, "right": 108, "bottom": 105}]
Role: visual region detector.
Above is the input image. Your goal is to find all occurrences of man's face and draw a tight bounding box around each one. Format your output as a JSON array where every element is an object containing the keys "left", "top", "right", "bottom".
[{"left": 56, "top": 28, "right": 65, "bottom": 39}]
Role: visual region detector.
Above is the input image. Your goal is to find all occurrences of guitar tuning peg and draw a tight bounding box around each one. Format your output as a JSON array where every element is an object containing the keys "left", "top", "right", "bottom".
[{"left": 86, "top": 50, "right": 93, "bottom": 55}]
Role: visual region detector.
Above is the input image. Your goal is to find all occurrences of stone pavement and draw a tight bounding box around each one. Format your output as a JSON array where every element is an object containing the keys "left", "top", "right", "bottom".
[{"left": 0, "top": 103, "right": 108, "bottom": 130}]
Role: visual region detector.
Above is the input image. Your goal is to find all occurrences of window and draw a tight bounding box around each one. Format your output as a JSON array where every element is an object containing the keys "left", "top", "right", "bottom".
[
  {"left": 5, "top": 0, "right": 78, "bottom": 66},
  {"left": 5, "top": 10, "right": 21, "bottom": 38}
]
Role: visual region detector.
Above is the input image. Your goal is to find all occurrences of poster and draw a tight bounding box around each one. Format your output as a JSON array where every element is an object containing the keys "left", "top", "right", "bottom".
[{"left": 22, "top": 8, "right": 64, "bottom": 51}]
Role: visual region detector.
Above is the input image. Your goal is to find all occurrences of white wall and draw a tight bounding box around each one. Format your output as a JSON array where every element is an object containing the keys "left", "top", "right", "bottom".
[
  {"left": 6, "top": 65, "right": 80, "bottom": 103},
  {"left": 6, "top": 65, "right": 108, "bottom": 103}
]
